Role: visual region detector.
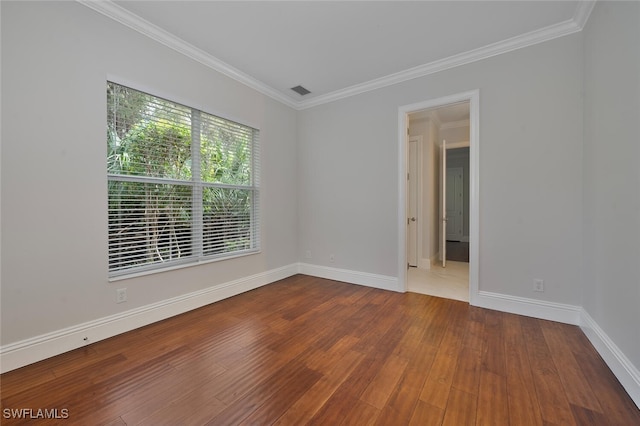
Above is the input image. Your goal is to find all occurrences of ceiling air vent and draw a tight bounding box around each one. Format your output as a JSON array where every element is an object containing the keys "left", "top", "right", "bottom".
[{"left": 291, "top": 85, "right": 311, "bottom": 96}]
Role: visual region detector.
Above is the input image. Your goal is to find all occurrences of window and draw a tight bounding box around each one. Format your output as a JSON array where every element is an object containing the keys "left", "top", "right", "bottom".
[{"left": 107, "top": 82, "right": 259, "bottom": 277}]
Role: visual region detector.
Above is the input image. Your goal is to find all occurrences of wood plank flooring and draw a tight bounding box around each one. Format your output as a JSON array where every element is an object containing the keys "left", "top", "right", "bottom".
[{"left": 1, "top": 275, "right": 638, "bottom": 425}]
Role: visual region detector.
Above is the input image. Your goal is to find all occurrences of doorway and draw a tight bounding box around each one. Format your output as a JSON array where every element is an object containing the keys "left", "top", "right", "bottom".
[
  {"left": 397, "top": 90, "right": 479, "bottom": 304},
  {"left": 407, "top": 105, "right": 469, "bottom": 301}
]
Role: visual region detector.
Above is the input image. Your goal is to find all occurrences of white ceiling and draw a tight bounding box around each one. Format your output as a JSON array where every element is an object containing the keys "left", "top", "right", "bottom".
[{"left": 88, "top": 1, "right": 593, "bottom": 109}]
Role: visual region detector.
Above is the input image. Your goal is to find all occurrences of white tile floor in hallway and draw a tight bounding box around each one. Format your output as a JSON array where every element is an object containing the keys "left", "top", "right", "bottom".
[{"left": 407, "top": 261, "right": 469, "bottom": 302}]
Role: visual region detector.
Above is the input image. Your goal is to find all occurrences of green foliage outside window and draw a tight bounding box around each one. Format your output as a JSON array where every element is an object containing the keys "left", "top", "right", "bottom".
[{"left": 107, "top": 82, "right": 258, "bottom": 275}]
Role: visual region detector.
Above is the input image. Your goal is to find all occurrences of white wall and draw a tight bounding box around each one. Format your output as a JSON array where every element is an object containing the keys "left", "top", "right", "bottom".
[
  {"left": 1, "top": 2, "right": 298, "bottom": 346},
  {"left": 298, "top": 33, "right": 584, "bottom": 304},
  {"left": 296, "top": 95, "right": 399, "bottom": 274},
  {"left": 582, "top": 0, "right": 640, "bottom": 375}
]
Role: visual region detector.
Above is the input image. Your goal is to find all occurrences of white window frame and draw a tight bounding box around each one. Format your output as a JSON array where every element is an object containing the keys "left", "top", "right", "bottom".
[{"left": 107, "top": 82, "right": 260, "bottom": 280}]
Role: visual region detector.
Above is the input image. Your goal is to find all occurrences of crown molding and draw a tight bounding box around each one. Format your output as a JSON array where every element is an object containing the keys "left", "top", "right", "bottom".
[
  {"left": 79, "top": 0, "right": 593, "bottom": 111},
  {"left": 77, "top": 0, "right": 299, "bottom": 109},
  {"left": 297, "top": 17, "right": 581, "bottom": 109},
  {"left": 573, "top": 1, "right": 597, "bottom": 29}
]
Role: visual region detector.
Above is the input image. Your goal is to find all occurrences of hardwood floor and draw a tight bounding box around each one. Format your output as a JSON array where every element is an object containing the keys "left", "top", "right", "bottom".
[{"left": 1, "top": 275, "right": 638, "bottom": 425}]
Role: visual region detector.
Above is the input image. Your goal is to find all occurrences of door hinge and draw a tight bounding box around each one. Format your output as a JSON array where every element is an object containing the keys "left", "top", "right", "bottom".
[{"left": 407, "top": 173, "right": 410, "bottom": 180}]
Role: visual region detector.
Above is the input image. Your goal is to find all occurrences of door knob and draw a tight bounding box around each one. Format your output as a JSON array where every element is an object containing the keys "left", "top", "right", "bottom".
[{"left": 410, "top": 217, "right": 416, "bottom": 222}]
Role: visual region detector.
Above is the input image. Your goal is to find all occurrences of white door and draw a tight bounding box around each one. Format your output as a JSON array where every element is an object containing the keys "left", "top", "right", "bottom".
[
  {"left": 407, "top": 139, "right": 418, "bottom": 267},
  {"left": 440, "top": 140, "right": 447, "bottom": 267},
  {"left": 446, "top": 167, "right": 464, "bottom": 241}
]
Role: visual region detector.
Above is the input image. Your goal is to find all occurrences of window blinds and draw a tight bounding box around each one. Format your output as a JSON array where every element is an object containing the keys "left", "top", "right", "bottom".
[{"left": 107, "top": 82, "right": 259, "bottom": 277}]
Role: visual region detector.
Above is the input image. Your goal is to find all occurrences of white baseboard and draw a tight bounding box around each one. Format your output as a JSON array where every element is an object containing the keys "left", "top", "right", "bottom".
[
  {"left": 0, "top": 264, "right": 299, "bottom": 373},
  {"left": 580, "top": 309, "right": 640, "bottom": 408},
  {"left": 473, "top": 291, "right": 639, "bottom": 409},
  {"left": 298, "top": 263, "right": 399, "bottom": 292},
  {"left": 473, "top": 290, "right": 582, "bottom": 325}
]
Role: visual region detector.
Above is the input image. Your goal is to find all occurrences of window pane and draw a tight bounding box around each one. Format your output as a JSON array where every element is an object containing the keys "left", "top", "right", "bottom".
[
  {"left": 203, "top": 187, "right": 253, "bottom": 255},
  {"left": 107, "top": 81, "right": 259, "bottom": 277},
  {"left": 200, "top": 114, "right": 252, "bottom": 185},
  {"left": 107, "top": 82, "right": 192, "bottom": 180},
  {"left": 109, "top": 180, "right": 194, "bottom": 272}
]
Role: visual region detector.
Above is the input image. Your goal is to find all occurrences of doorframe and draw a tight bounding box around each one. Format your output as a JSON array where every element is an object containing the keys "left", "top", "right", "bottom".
[{"left": 397, "top": 90, "right": 479, "bottom": 305}]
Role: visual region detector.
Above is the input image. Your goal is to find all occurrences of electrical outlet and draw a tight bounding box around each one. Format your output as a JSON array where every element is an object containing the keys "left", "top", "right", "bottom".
[
  {"left": 305, "top": 250, "right": 312, "bottom": 259},
  {"left": 116, "top": 288, "right": 127, "bottom": 303},
  {"left": 533, "top": 279, "right": 544, "bottom": 292},
  {"left": 329, "top": 254, "right": 335, "bottom": 263}
]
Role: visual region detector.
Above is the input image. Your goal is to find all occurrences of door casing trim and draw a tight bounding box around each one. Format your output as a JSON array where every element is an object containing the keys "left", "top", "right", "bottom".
[{"left": 397, "top": 90, "right": 479, "bottom": 305}]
